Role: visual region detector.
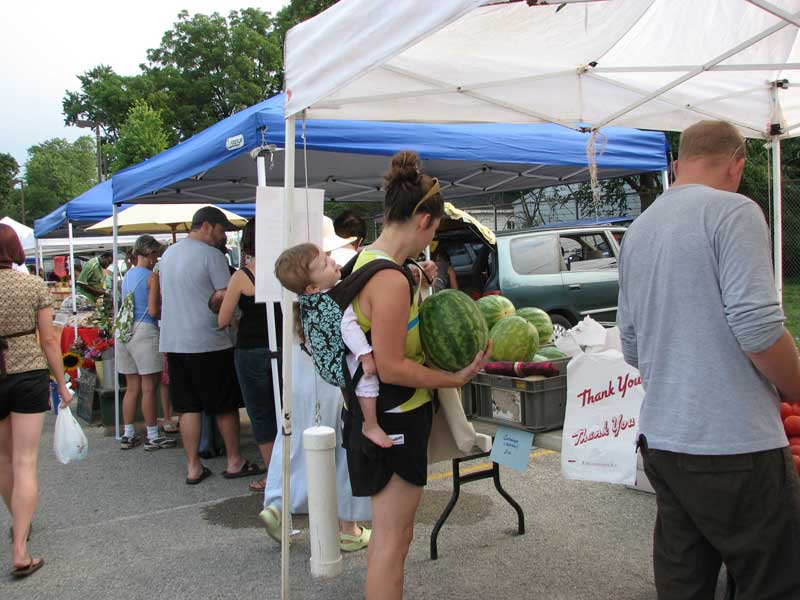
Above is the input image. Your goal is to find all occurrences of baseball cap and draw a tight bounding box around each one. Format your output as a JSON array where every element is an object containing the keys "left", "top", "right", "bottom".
[{"left": 191, "top": 206, "right": 238, "bottom": 231}]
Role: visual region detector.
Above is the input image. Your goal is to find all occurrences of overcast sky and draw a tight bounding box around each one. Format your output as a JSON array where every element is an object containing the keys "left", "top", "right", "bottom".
[{"left": 1, "top": 1, "right": 288, "bottom": 171}]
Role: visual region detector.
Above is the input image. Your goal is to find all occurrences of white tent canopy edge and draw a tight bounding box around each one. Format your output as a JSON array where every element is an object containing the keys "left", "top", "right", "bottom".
[{"left": 283, "top": 0, "right": 800, "bottom": 299}]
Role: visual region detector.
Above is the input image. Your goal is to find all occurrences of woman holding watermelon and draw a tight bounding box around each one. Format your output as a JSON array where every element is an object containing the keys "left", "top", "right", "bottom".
[{"left": 346, "top": 151, "right": 490, "bottom": 600}]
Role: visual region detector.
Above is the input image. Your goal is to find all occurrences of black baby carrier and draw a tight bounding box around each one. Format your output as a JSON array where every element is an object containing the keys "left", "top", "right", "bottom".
[{"left": 297, "top": 254, "right": 420, "bottom": 414}]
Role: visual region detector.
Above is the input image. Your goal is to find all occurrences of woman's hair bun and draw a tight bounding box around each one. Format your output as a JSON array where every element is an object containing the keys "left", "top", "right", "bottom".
[{"left": 384, "top": 150, "right": 421, "bottom": 188}]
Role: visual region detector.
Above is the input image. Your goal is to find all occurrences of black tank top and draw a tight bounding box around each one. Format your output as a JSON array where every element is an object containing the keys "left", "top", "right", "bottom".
[{"left": 236, "top": 267, "right": 268, "bottom": 349}]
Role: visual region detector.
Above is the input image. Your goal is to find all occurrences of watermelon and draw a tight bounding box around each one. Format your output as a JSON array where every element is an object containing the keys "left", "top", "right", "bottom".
[
  {"left": 516, "top": 307, "right": 554, "bottom": 345},
  {"left": 476, "top": 295, "right": 515, "bottom": 330},
  {"left": 532, "top": 354, "right": 548, "bottom": 362},
  {"left": 536, "top": 346, "right": 567, "bottom": 360},
  {"left": 489, "top": 316, "right": 539, "bottom": 362},
  {"left": 420, "top": 289, "right": 489, "bottom": 372}
]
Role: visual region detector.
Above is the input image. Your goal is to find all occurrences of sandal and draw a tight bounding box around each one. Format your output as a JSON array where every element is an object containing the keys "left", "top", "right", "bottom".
[
  {"left": 340, "top": 526, "right": 371, "bottom": 552},
  {"left": 162, "top": 420, "right": 179, "bottom": 434},
  {"left": 185, "top": 466, "right": 212, "bottom": 485},
  {"left": 12, "top": 556, "right": 44, "bottom": 578},
  {"left": 259, "top": 504, "right": 282, "bottom": 543},
  {"left": 222, "top": 460, "right": 265, "bottom": 479},
  {"left": 248, "top": 477, "right": 267, "bottom": 493}
]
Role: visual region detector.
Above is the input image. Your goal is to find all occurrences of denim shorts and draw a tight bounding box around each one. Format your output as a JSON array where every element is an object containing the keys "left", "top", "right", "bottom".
[{"left": 234, "top": 346, "right": 278, "bottom": 444}]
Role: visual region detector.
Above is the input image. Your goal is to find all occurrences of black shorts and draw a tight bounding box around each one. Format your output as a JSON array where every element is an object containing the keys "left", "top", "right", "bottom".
[
  {"left": 167, "top": 349, "right": 243, "bottom": 415},
  {"left": 0, "top": 370, "right": 50, "bottom": 420},
  {"left": 344, "top": 401, "right": 433, "bottom": 497}
]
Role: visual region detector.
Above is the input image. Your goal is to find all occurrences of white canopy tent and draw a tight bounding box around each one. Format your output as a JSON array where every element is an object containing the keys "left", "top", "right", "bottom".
[
  {"left": 280, "top": 1, "right": 800, "bottom": 597},
  {"left": 284, "top": 0, "right": 800, "bottom": 296},
  {"left": 1, "top": 216, "right": 35, "bottom": 254}
]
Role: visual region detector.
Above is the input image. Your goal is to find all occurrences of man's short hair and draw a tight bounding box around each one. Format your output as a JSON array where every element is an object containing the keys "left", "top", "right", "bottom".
[
  {"left": 100, "top": 251, "right": 113, "bottom": 260},
  {"left": 678, "top": 120, "right": 746, "bottom": 163}
]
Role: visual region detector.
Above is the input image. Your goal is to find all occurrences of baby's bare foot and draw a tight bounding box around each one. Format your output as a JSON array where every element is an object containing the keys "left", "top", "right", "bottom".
[{"left": 362, "top": 424, "right": 394, "bottom": 448}]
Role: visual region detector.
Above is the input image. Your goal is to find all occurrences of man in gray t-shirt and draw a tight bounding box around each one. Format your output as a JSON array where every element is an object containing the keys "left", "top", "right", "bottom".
[
  {"left": 618, "top": 120, "right": 800, "bottom": 598},
  {"left": 159, "top": 206, "right": 263, "bottom": 485}
]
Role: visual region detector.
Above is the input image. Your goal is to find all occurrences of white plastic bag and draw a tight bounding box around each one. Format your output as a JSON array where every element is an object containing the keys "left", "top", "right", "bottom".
[
  {"left": 559, "top": 320, "right": 643, "bottom": 485},
  {"left": 53, "top": 406, "right": 88, "bottom": 464}
]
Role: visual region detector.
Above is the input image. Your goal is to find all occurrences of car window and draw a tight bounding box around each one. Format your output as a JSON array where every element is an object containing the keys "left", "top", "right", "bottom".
[
  {"left": 560, "top": 232, "right": 617, "bottom": 271},
  {"left": 509, "top": 234, "right": 560, "bottom": 275}
]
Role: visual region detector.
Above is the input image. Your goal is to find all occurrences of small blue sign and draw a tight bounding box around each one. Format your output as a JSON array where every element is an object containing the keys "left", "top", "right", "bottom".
[{"left": 490, "top": 427, "right": 535, "bottom": 472}]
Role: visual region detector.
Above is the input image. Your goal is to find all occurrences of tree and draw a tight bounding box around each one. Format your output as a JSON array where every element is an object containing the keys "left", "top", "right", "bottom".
[
  {"left": 62, "top": 65, "right": 158, "bottom": 143},
  {"left": 23, "top": 137, "right": 97, "bottom": 221},
  {"left": 0, "top": 152, "right": 20, "bottom": 219},
  {"left": 142, "top": 9, "right": 283, "bottom": 138},
  {"left": 108, "top": 101, "right": 170, "bottom": 174}
]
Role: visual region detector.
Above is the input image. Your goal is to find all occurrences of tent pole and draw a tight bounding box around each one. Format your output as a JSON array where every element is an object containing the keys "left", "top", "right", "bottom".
[
  {"left": 36, "top": 239, "right": 42, "bottom": 276},
  {"left": 661, "top": 170, "right": 670, "bottom": 192},
  {"left": 68, "top": 222, "right": 78, "bottom": 339},
  {"left": 280, "top": 115, "right": 297, "bottom": 600},
  {"left": 772, "top": 135, "right": 783, "bottom": 303},
  {"left": 112, "top": 204, "right": 121, "bottom": 440},
  {"left": 256, "top": 155, "right": 282, "bottom": 417}
]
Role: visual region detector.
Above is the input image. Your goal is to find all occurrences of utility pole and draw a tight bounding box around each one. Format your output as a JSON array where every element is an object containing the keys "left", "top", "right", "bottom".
[
  {"left": 11, "top": 178, "right": 25, "bottom": 224},
  {"left": 75, "top": 119, "right": 104, "bottom": 183}
]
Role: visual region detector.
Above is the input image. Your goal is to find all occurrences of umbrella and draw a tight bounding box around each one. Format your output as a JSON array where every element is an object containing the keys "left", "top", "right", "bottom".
[{"left": 87, "top": 203, "right": 248, "bottom": 242}]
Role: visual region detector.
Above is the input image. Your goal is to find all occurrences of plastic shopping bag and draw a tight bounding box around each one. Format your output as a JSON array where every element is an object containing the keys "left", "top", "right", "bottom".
[
  {"left": 53, "top": 406, "right": 88, "bottom": 464},
  {"left": 558, "top": 320, "right": 643, "bottom": 485}
]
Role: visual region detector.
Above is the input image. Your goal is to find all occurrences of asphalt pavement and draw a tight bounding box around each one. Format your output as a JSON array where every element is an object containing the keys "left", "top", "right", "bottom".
[{"left": 0, "top": 412, "right": 728, "bottom": 600}]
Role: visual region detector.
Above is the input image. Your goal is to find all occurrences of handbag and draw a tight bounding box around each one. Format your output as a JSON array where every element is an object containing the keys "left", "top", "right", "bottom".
[{"left": 427, "top": 387, "right": 488, "bottom": 464}]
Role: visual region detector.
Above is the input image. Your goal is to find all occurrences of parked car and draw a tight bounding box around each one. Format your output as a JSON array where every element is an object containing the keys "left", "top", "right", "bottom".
[{"left": 436, "top": 219, "right": 624, "bottom": 337}]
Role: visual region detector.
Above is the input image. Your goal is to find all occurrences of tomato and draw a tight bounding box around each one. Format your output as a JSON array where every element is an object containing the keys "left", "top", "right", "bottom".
[
  {"left": 790, "top": 437, "right": 800, "bottom": 446},
  {"left": 782, "top": 403, "right": 794, "bottom": 420},
  {"left": 793, "top": 455, "right": 800, "bottom": 473},
  {"left": 785, "top": 416, "right": 800, "bottom": 437},
  {"left": 790, "top": 446, "right": 800, "bottom": 456},
  {"left": 793, "top": 404, "right": 800, "bottom": 417}
]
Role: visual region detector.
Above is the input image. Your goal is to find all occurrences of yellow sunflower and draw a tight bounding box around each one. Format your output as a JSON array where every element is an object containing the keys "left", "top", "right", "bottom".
[{"left": 63, "top": 351, "right": 83, "bottom": 370}]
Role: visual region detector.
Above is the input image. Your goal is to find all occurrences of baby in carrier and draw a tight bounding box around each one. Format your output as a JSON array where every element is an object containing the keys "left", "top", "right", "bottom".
[{"left": 274, "top": 243, "right": 394, "bottom": 449}]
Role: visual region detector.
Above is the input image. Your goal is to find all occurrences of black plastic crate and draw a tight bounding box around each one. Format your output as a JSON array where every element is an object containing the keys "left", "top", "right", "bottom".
[{"left": 470, "top": 372, "right": 567, "bottom": 432}]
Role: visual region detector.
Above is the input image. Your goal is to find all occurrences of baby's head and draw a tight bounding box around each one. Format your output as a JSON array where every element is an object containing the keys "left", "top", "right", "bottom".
[{"left": 274, "top": 243, "right": 341, "bottom": 295}]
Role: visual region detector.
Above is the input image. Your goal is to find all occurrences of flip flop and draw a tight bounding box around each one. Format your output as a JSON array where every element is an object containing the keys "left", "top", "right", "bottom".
[
  {"left": 162, "top": 421, "right": 179, "bottom": 434},
  {"left": 222, "top": 460, "right": 266, "bottom": 479},
  {"left": 185, "top": 466, "right": 212, "bottom": 485},
  {"left": 248, "top": 477, "right": 267, "bottom": 493},
  {"left": 340, "top": 526, "right": 371, "bottom": 552},
  {"left": 12, "top": 557, "right": 44, "bottom": 578},
  {"left": 259, "top": 504, "right": 282, "bottom": 543}
]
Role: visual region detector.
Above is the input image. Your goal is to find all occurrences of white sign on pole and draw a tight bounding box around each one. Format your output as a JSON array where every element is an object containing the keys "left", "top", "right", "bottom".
[{"left": 255, "top": 186, "right": 324, "bottom": 303}]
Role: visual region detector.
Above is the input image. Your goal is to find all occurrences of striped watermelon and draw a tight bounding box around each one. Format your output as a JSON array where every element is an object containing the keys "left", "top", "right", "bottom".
[
  {"left": 537, "top": 345, "right": 567, "bottom": 360},
  {"left": 489, "top": 316, "right": 539, "bottom": 362},
  {"left": 420, "top": 289, "right": 489, "bottom": 372},
  {"left": 476, "top": 295, "right": 515, "bottom": 330},
  {"left": 516, "top": 307, "right": 554, "bottom": 345}
]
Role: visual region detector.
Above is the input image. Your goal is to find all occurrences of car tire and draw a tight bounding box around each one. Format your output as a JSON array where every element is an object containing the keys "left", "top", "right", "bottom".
[{"left": 548, "top": 313, "right": 573, "bottom": 341}]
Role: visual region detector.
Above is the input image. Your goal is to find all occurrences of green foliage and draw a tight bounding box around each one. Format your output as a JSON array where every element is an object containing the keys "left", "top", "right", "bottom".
[
  {"left": 142, "top": 9, "right": 283, "bottom": 138},
  {"left": 62, "top": 1, "right": 339, "bottom": 168},
  {"left": 23, "top": 137, "right": 97, "bottom": 221},
  {"left": 108, "top": 101, "right": 169, "bottom": 174},
  {"left": 0, "top": 152, "right": 20, "bottom": 219}
]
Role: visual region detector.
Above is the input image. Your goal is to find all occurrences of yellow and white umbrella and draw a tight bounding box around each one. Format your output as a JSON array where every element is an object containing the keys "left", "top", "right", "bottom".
[{"left": 87, "top": 203, "right": 248, "bottom": 242}]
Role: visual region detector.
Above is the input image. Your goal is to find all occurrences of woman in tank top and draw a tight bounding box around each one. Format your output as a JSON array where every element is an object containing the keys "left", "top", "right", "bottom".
[
  {"left": 347, "top": 152, "right": 490, "bottom": 600},
  {"left": 218, "top": 220, "right": 278, "bottom": 493}
]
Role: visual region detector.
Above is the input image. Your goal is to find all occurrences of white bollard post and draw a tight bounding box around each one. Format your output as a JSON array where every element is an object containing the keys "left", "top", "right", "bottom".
[{"left": 303, "top": 426, "right": 343, "bottom": 578}]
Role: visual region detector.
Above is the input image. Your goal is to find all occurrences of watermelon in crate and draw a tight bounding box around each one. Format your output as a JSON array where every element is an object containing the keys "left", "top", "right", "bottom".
[
  {"left": 516, "top": 307, "right": 554, "bottom": 345},
  {"left": 489, "top": 315, "right": 539, "bottom": 362},
  {"left": 476, "top": 295, "right": 515, "bottom": 330},
  {"left": 420, "top": 289, "right": 489, "bottom": 372},
  {"left": 536, "top": 346, "right": 567, "bottom": 360}
]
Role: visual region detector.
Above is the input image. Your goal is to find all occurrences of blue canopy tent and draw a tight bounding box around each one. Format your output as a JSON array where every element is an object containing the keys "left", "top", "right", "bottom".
[{"left": 111, "top": 93, "right": 668, "bottom": 206}]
